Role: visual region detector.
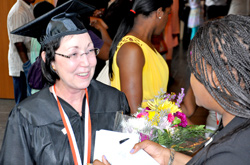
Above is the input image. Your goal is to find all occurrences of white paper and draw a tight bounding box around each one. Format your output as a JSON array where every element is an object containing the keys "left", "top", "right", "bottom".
[{"left": 93, "top": 130, "right": 159, "bottom": 165}]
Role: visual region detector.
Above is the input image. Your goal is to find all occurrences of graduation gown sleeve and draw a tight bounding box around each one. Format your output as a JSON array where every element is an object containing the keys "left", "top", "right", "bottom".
[{"left": 0, "top": 107, "right": 35, "bottom": 164}]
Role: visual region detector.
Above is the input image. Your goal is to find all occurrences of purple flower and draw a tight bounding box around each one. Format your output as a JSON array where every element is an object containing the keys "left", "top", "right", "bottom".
[
  {"left": 170, "top": 92, "right": 176, "bottom": 100},
  {"left": 176, "top": 88, "right": 185, "bottom": 107},
  {"left": 140, "top": 107, "right": 150, "bottom": 113},
  {"left": 140, "top": 133, "right": 150, "bottom": 142},
  {"left": 164, "top": 94, "right": 171, "bottom": 100}
]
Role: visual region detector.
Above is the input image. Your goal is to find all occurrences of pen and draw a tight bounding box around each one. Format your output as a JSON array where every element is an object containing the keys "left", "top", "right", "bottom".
[{"left": 119, "top": 138, "right": 129, "bottom": 144}]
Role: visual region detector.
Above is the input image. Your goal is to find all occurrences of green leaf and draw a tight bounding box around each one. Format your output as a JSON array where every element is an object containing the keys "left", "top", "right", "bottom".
[
  {"left": 172, "top": 117, "right": 181, "bottom": 126},
  {"left": 151, "top": 125, "right": 214, "bottom": 153}
]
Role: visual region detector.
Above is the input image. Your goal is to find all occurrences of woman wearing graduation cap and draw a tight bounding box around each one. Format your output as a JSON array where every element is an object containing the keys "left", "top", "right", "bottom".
[{"left": 0, "top": 0, "right": 130, "bottom": 164}]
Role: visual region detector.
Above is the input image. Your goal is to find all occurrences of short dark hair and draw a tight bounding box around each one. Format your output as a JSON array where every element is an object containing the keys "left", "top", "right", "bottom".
[{"left": 41, "top": 37, "right": 61, "bottom": 85}]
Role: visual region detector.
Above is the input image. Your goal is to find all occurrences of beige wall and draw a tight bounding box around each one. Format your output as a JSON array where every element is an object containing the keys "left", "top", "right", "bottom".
[{"left": 0, "top": 0, "right": 54, "bottom": 99}]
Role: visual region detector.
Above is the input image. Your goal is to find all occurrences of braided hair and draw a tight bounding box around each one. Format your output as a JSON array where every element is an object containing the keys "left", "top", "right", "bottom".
[
  {"left": 187, "top": 14, "right": 250, "bottom": 163},
  {"left": 188, "top": 14, "right": 250, "bottom": 118}
]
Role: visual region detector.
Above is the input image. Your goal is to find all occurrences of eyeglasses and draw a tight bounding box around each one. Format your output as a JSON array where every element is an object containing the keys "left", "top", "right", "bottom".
[{"left": 55, "top": 48, "right": 100, "bottom": 60}]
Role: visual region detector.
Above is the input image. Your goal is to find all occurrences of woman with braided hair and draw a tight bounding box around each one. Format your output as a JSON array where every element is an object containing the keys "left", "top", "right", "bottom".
[{"left": 127, "top": 14, "right": 250, "bottom": 165}]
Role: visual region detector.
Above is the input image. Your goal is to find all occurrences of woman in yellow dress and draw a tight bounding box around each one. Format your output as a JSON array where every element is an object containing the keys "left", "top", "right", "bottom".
[{"left": 109, "top": 0, "right": 173, "bottom": 114}]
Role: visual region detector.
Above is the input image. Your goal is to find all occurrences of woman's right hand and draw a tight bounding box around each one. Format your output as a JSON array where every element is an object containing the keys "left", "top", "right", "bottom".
[
  {"left": 130, "top": 140, "right": 170, "bottom": 165},
  {"left": 89, "top": 17, "right": 108, "bottom": 30},
  {"left": 93, "top": 155, "right": 111, "bottom": 165}
]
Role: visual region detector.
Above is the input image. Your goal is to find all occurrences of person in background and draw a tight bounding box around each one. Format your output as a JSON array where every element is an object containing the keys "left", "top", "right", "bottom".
[
  {"left": 205, "top": 0, "right": 230, "bottom": 20},
  {"left": 89, "top": 0, "right": 134, "bottom": 79},
  {"left": 109, "top": 0, "right": 173, "bottom": 114},
  {"left": 90, "top": 0, "right": 134, "bottom": 40},
  {"left": 0, "top": 1, "right": 130, "bottom": 164},
  {"left": 188, "top": 0, "right": 204, "bottom": 40},
  {"left": 152, "top": 0, "right": 180, "bottom": 89},
  {"left": 163, "top": 0, "right": 180, "bottom": 65},
  {"left": 130, "top": 14, "right": 250, "bottom": 165},
  {"left": 81, "top": 0, "right": 109, "bottom": 10},
  {"left": 7, "top": 0, "right": 35, "bottom": 104},
  {"left": 227, "top": 0, "right": 250, "bottom": 16},
  {"left": 29, "top": 1, "right": 55, "bottom": 94}
]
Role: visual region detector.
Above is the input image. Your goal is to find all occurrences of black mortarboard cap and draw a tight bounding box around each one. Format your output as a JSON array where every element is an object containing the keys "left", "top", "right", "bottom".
[
  {"left": 11, "top": 0, "right": 95, "bottom": 45},
  {"left": 42, "top": 12, "right": 88, "bottom": 45}
]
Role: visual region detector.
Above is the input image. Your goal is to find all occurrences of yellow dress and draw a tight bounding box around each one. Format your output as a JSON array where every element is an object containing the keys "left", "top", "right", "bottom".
[{"left": 111, "top": 35, "right": 169, "bottom": 107}]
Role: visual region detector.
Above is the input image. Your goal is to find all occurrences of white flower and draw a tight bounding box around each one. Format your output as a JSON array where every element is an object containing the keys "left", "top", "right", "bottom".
[{"left": 121, "top": 117, "right": 149, "bottom": 134}]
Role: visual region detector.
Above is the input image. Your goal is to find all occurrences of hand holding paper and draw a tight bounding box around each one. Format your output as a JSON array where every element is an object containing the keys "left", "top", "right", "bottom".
[{"left": 94, "top": 130, "right": 159, "bottom": 165}]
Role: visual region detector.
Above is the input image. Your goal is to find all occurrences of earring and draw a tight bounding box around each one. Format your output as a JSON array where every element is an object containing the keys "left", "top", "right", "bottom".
[
  {"left": 51, "top": 65, "right": 56, "bottom": 72},
  {"left": 159, "top": 16, "right": 162, "bottom": 20}
]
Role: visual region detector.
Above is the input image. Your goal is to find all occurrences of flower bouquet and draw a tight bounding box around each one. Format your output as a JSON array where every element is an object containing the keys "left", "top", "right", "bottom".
[{"left": 113, "top": 89, "right": 213, "bottom": 155}]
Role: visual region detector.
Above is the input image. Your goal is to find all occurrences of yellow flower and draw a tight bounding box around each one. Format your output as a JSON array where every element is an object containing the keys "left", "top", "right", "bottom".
[
  {"left": 147, "top": 110, "right": 161, "bottom": 126},
  {"left": 148, "top": 111, "right": 156, "bottom": 120},
  {"left": 147, "top": 98, "right": 182, "bottom": 114},
  {"left": 159, "top": 100, "right": 181, "bottom": 113},
  {"left": 141, "top": 95, "right": 183, "bottom": 127}
]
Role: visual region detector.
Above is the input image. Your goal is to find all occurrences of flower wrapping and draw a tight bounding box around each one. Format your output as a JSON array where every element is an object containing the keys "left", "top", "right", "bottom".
[{"left": 113, "top": 89, "right": 213, "bottom": 154}]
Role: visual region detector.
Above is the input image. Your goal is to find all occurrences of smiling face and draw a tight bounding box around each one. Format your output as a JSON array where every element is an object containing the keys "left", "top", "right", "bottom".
[{"left": 51, "top": 33, "right": 97, "bottom": 91}]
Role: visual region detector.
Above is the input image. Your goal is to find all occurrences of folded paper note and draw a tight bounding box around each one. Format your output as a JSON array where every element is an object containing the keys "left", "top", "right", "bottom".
[{"left": 93, "top": 130, "right": 159, "bottom": 165}]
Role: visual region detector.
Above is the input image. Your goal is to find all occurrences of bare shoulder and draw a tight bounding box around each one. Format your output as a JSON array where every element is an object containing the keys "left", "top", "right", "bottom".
[{"left": 116, "top": 42, "right": 145, "bottom": 67}]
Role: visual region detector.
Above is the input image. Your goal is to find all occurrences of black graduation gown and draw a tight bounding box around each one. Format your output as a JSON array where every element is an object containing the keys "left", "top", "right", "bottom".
[{"left": 0, "top": 80, "right": 130, "bottom": 164}]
